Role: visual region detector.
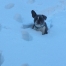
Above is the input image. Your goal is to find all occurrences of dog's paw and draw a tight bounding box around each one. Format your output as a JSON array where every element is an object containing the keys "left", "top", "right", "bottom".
[
  {"left": 42, "top": 31, "right": 48, "bottom": 35},
  {"left": 42, "top": 32, "right": 45, "bottom": 35},
  {"left": 44, "top": 31, "right": 48, "bottom": 34}
]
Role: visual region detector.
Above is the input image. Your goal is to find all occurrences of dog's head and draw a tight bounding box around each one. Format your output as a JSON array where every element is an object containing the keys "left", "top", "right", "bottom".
[{"left": 31, "top": 10, "right": 47, "bottom": 28}]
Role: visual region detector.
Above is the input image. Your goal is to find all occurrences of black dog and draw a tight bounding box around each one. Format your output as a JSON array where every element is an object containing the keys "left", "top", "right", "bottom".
[{"left": 31, "top": 10, "right": 48, "bottom": 35}]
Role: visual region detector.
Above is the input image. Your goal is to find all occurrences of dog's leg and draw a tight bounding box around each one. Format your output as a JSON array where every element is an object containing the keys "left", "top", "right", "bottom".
[
  {"left": 44, "top": 22, "right": 48, "bottom": 34},
  {"left": 44, "top": 28, "right": 48, "bottom": 34},
  {"left": 42, "top": 26, "right": 48, "bottom": 35},
  {"left": 45, "top": 22, "right": 48, "bottom": 31},
  {"left": 32, "top": 24, "right": 35, "bottom": 29},
  {"left": 32, "top": 24, "right": 39, "bottom": 31},
  {"left": 42, "top": 22, "right": 48, "bottom": 34},
  {"left": 42, "top": 26, "right": 45, "bottom": 35}
]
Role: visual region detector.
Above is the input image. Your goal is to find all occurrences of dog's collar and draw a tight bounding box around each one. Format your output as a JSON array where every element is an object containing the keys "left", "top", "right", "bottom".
[{"left": 34, "top": 22, "right": 45, "bottom": 29}]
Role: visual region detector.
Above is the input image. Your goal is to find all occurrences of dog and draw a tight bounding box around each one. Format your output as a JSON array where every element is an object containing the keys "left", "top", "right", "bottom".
[{"left": 31, "top": 10, "right": 48, "bottom": 35}]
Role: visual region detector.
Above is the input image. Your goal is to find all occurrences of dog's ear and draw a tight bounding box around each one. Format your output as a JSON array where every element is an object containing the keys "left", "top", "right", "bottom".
[
  {"left": 31, "top": 10, "right": 37, "bottom": 18},
  {"left": 42, "top": 15, "right": 47, "bottom": 20}
]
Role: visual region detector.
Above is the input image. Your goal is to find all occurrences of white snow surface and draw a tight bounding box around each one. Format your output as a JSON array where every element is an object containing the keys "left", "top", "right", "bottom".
[{"left": 0, "top": 0, "right": 66, "bottom": 66}]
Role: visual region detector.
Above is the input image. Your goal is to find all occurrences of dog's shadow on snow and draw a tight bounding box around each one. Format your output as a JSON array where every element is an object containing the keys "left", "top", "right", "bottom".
[
  {"left": 22, "top": 23, "right": 33, "bottom": 29},
  {"left": 21, "top": 23, "right": 33, "bottom": 41}
]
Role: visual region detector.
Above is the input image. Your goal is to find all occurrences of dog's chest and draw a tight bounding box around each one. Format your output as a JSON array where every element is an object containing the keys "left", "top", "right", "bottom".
[
  {"left": 34, "top": 22, "right": 44, "bottom": 28},
  {"left": 34, "top": 24, "right": 45, "bottom": 32}
]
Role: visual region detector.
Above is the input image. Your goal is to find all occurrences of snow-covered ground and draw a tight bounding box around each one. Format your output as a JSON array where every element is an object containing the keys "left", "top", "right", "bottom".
[{"left": 0, "top": 0, "right": 66, "bottom": 66}]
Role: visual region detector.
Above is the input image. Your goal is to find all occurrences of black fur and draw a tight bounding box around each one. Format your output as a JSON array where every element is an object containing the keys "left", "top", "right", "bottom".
[{"left": 31, "top": 10, "right": 48, "bottom": 35}]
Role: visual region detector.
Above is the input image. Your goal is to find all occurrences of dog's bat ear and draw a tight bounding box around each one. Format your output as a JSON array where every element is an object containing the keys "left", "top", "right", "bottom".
[
  {"left": 31, "top": 10, "right": 37, "bottom": 18},
  {"left": 42, "top": 15, "right": 47, "bottom": 20}
]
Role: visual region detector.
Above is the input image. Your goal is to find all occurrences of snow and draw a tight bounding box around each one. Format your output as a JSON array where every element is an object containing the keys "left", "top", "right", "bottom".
[
  {"left": 5, "top": 3, "right": 14, "bottom": 9},
  {"left": 14, "top": 13, "right": 22, "bottom": 22},
  {"left": 0, "top": 0, "right": 66, "bottom": 66}
]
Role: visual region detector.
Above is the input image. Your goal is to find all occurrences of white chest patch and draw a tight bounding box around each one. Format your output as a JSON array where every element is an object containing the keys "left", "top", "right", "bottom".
[{"left": 35, "top": 22, "right": 44, "bottom": 28}]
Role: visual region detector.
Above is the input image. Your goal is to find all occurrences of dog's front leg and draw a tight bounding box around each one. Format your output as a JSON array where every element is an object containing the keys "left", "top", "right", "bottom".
[
  {"left": 42, "top": 22, "right": 48, "bottom": 35},
  {"left": 42, "top": 27, "right": 48, "bottom": 35},
  {"left": 42, "top": 26, "right": 45, "bottom": 35},
  {"left": 32, "top": 24, "right": 35, "bottom": 29}
]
